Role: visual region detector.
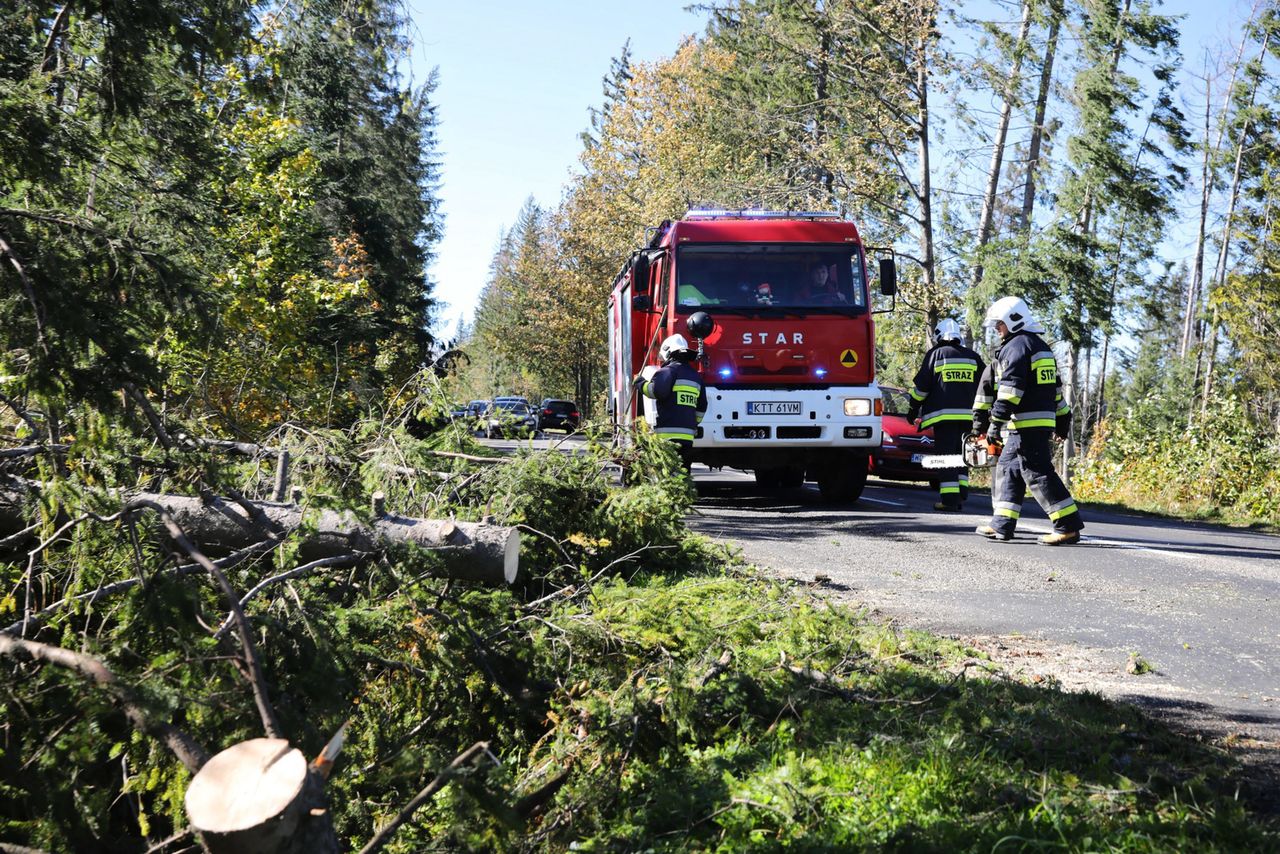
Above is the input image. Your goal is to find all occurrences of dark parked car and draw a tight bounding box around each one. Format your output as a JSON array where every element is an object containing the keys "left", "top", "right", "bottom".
[
  {"left": 537, "top": 399, "right": 580, "bottom": 432},
  {"left": 484, "top": 400, "right": 538, "bottom": 439},
  {"left": 869, "top": 386, "right": 937, "bottom": 483}
]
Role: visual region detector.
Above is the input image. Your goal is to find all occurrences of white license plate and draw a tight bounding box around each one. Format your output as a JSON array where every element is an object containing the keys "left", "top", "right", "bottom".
[
  {"left": 747, "top": 401, "right": 801, "bottom": 415},
  {"left": 910, "top": 453, "right": 924, "bottom": 463}
]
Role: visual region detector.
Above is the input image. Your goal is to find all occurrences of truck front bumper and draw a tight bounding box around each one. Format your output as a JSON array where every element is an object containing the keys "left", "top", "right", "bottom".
[{"left": 693, "top": 385, "right": 882, "bottom": 448}]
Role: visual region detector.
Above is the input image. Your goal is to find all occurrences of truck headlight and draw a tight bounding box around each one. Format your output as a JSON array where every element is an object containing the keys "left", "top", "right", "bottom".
[{"left": 843, "top": 398, "right": 871, "bottom": 417}]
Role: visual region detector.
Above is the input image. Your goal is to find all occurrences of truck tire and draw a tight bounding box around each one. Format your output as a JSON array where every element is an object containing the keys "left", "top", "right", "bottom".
[
  {"left": 754, "top": 467, "right": 783, "bottom": 489},
  {"left": 779, "top": 466, "right": 805, "bottom": 488},
  {"left": 817, "top": 451, "right": 868, "bottom": 503}
]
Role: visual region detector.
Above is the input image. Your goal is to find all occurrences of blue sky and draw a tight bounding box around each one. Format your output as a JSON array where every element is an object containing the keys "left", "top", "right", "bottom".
[
  {"left": 405, "top": 0, "right": 1248, "bottom": 340},
  {"left": 404, "top": 0, "right": 703, "bottom": 338}
]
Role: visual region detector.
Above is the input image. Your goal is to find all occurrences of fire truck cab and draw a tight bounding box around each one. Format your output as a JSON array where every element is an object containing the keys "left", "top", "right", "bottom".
[{"left": 608, "top": 210, "right": 897, "bottom": 502}]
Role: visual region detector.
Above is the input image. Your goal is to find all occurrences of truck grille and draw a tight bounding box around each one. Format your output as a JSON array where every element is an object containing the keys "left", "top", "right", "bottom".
[
  {"left": 737, "top": 366, "right": 808, "bottom": 376},
  {"left": 776, "top": 426, "right": 821, "bottom": 439}
]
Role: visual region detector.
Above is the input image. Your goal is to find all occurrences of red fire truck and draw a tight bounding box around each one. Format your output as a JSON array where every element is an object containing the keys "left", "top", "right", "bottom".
[{"left": 607, "top": 209, "right": 897, "bottom": 501}]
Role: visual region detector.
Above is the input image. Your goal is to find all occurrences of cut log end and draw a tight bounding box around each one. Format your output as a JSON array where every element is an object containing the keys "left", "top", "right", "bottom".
[
  {"left": 186, "top": 739, "right": 305, "bottom": 835},
  {"left": 185, "top": 738, "right": 338, "bottom": 853},
  {"left": 503, "top": 529, "right": 520, "bottom": 585}
]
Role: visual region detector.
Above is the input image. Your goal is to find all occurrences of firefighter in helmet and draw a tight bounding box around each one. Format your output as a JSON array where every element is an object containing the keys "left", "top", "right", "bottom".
[
  {"left": 976, "top": 296, "right": 1082, "bottom": 545},
  {"left": 635, "top": 334, "right": 708, "bottom": 468},
  {"left": 906, "top": 317, "right": 985, "bottom": 510}
]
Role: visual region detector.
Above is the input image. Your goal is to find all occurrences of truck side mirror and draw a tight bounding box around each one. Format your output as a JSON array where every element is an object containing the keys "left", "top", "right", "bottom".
[
  {"left": 631, "top": 252, "right": 650, "bottom": 293},
  {"left": 631, "top": 294, "right": 652, "bottom": 311},
  {"left": 878, "top": 258, "right": 897, "bottom": 296}
]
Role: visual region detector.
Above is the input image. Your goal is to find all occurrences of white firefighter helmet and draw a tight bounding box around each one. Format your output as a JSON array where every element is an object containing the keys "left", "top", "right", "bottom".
[
  {"left": 659, "top": 333, "right": 693, "bottom": 362},
  {"left": 933, "top": 317, "right": 962, "bottom": 343},
  {"left": 984, "top": 296, "right": 1045, "bottom": 335}
]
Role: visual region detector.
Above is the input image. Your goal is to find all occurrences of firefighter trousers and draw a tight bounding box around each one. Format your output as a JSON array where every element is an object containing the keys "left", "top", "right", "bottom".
[
  {"left": 988, "top": 427, "right": 1083, "bottom": 536},
  {"left": 932, "top": 422, "right": 969, "bottom": 509}
]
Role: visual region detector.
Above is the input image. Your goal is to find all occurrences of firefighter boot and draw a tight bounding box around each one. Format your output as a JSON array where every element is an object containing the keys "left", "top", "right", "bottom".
[
  {"left": 975, "top": 525, "right": 1012, "bottom": 541},
  {"left": 1039, "top": 530, "right": 1080, "bottom": 546}
]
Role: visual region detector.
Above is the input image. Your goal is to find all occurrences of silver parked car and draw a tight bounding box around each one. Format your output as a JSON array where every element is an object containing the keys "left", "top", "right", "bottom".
[{"left": 484, "top": 400, "right": 538, "bottom": 439}]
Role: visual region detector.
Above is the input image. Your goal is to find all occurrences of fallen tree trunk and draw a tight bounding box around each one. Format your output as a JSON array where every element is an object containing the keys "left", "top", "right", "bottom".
[{"left": 0, "top": 484, "right": 520, "bottom": 585}]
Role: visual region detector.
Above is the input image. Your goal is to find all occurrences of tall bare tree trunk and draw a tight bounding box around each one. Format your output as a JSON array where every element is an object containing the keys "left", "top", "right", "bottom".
[
  {"left": 1018, "top": 0, "right": 1062, "bottom": 232},
  {"left": 1182, "top": 73, "right": 1213, "bottom": 358},
  {"left": 916, "top": 3, "right": 938, "bottom": 324},
  {"left": 1203, "top": 30, "right": 1272, "bottom": 414},
  {"left": 1183, "top": 21, "right": 1254, "bottom": 359},
  {"left": 971, "top": 0, "right": 1033, "bottom": 288}
]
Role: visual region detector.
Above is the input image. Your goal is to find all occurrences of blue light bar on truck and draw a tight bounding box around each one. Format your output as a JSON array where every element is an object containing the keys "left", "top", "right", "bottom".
[
  {"left": 718, "top": 367, "right": 732, "bottom": 379},
  {"left": 684, "top": 209, "right": 842, "bottom": 220}
]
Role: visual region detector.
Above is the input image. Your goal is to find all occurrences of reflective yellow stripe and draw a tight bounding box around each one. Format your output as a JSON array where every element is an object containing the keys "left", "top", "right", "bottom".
[
  {"left": 995, "top": 508, "right": 1020, "bottom": 519},
  {"left": 921, "top": 410, "right": 972, "bottom": 427},
  {"left": 1048, "top": 504, "right": 1079, "bottom": 520}
]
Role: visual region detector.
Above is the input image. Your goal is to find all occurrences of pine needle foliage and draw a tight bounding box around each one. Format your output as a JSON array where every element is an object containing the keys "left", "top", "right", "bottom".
[{"left": 2, "top": 400, "right": 1276, "bottom": 850}]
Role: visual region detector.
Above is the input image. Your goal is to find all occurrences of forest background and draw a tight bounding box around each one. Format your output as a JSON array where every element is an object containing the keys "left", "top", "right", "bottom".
[{"left": 454, "top": 0, "right": 1280, "bottom": 526}]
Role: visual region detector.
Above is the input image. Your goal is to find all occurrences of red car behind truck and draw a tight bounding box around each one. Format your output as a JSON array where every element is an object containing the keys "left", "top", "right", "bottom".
[{"left": 607, "top": 210, "right": 897, "bottom": 502}]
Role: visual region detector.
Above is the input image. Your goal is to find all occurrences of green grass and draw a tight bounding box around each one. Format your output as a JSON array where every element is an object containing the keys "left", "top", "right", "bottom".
[{"left": 367, "top": 565, "right": 1278, "bottom": 852}]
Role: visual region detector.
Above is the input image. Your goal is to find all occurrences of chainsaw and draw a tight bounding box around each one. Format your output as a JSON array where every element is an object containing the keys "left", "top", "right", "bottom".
[{"left": 920, "top": 434, "right": 1002, "bottom": 470}]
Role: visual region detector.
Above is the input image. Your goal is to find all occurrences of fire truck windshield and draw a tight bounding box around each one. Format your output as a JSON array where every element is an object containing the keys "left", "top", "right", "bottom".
[{"left": 674, "top": 244, "right": 867, "bottom": 312}]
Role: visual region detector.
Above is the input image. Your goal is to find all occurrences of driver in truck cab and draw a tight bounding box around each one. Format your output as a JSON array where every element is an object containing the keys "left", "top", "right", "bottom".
[
  {"left": 634, "top": 334, "right": 708, "bottom": 468},
  {"left": 797, "top": 260, "right": 848, "bottom": 304}
]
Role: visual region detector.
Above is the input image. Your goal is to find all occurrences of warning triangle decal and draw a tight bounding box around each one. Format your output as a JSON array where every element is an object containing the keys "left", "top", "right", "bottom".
[{"left": 839, "top": 348, "right": 858, "bottom": 367}]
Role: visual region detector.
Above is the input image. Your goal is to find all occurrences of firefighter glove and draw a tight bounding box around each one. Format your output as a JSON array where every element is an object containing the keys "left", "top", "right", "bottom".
[
  {"left": 970, "top": 417, "right": 988, "bottom": 438},
  {"left": 1055, "top": 412, "right": 1072, "bottom": 440},
  {"left": 905, "top": 404, "right": 920, "bottom": 423},
  {"left": 632, "top": 374, "right": 645, "bottom": 389},
  {"left": 987, "top": 423, "right": 1002, "bottom": 445}
]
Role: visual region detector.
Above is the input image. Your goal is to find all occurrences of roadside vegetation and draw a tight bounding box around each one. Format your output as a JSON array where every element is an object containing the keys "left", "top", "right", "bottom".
[{"left": 2, "top": 401, "right": 1277, "bottom": 851}]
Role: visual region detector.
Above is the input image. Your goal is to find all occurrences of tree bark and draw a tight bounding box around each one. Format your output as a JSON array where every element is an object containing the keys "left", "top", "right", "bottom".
[
  {"left": 915, "top": 3, "right": 938, "bottom": 322},
  {"left": 0, "top": 486, "right": 521, "bottom": 585},
  {"left": 1182, "top": 71, "right": 1213, "bottom": 357},
  {"left": 1201, "top": 31, "right": 1272, "bottom": 414},
  {"left": 1018, "top": 0, "right": 1062, "bottom": 232},
  {"left": 185, "top": 739, "right": 338, "bottom": 854},
  {"left": 971, "top": 0, "right": 1033, "bottom": 287}
]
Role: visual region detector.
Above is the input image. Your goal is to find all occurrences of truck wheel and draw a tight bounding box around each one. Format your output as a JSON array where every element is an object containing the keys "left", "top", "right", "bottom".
[
  {"left": 754, "top": 468, "right": 783, "bottom": 489},
  {"left": 817, "top": 452, "right": 869, "bottom": 503},
  {"left": 779, "top": 466, "right": 805, "bottom": 488}
]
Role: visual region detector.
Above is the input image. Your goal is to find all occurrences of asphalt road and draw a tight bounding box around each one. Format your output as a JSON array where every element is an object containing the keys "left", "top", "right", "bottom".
[{"left": 685, "top": 467, "right": 1280, "bottom": 752}]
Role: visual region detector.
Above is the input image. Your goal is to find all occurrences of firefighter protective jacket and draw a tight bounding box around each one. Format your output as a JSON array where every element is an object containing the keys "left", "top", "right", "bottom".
[
  {"left": 640, "top": 360, "right": 707, "bottom": 443},
  {"left": 909, "top": 342, "right": 986, "bottom": 428},
  {"left": 972, "top": 359, "right": 997, "bottom": 432},
  {"left": 988, "top": 331, "right": 1071, "bottom": 432}
]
